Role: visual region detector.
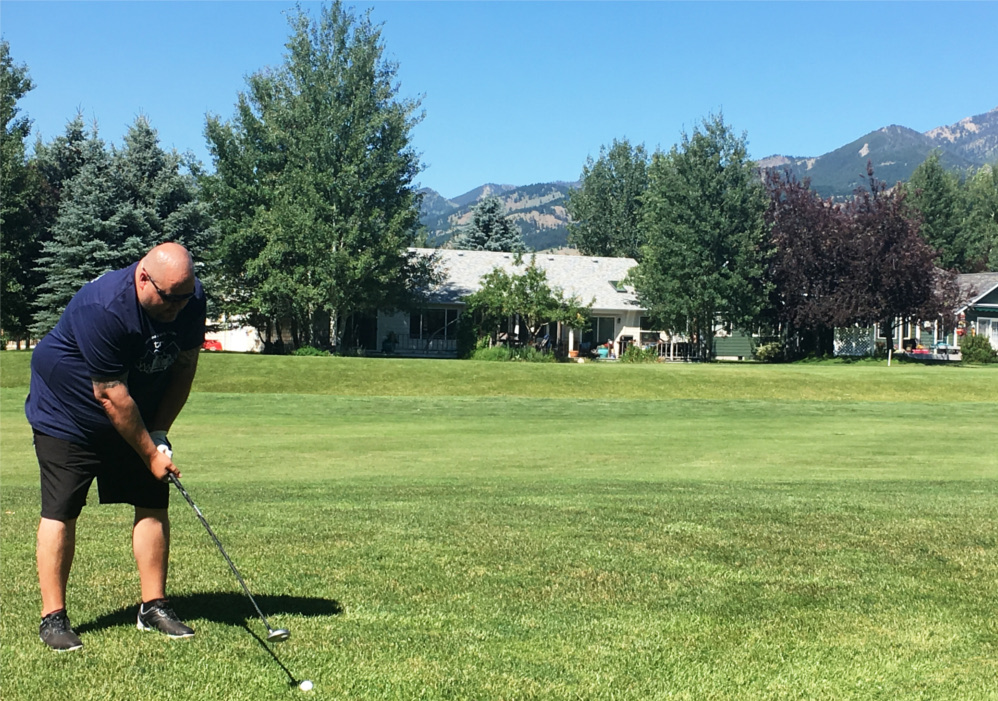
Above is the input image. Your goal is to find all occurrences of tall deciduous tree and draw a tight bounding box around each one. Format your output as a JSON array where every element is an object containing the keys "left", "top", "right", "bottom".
[
  {"left": 0, "top": 40, "right": 38, "bottom": 343},
  {"left": 203, "top": 2, "right": 433, "bottom": 350},
  {"left": 847, "top": 164, "right": 956, "bottom": 351},
  {"left": 567, "top": 138, "right": 649, "bottom": 259},
  {"left": 450, "top": 196, "right": 524, "bottom": 252},
  {"left": 764, "top": 170, "right": 852, "bottom": 356},
  {"left": 634, "top": 115, "right": 769, "bottom": 360},
  {"left": 765, "top": 165, "right": 958, "bottom": 359}
]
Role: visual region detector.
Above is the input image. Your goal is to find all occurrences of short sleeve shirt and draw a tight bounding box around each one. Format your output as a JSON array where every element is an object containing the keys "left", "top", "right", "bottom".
[{"left": 25, "top": 262, "right": 206, "bottom": 444}]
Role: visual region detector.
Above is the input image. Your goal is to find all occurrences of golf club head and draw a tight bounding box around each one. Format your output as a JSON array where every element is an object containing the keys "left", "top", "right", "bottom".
[{"left": 267, "top": 628, "right": 291, "bottom": 643}]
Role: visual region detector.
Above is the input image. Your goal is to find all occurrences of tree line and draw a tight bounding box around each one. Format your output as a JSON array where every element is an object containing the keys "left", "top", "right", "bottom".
[
  {"left": 4, "top": 4, "right": 996, "bottom": 358},
  {"left": 566, "top": 122, "right": 997, "bottom": 358},
  {"left": 2, "top": 3, "right": 434, "bottom": 351}
]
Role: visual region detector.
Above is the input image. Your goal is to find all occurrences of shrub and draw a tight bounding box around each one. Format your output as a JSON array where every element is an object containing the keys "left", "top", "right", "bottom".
[
  {"left": 470, "top": 345, "right": 512, "bottom": 362},
  {"left": 959, "top": 333, "right": 997, "bottom": 364},
  {"left": 754, "top": 341, "right": 784, "bottom": 363},
  {"left": 620, "top": 345, "right": 658, "bottom": 363},
  {"left": 292, "top": 345, "right": 330, "bottom": 357},
  {"left": 470, "top": 344, "right": 557, "bottom": 362}
]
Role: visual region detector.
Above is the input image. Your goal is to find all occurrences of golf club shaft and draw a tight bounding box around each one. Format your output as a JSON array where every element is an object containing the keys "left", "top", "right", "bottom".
[{"left": 168, "top": 473, "right": 278, "bottom": 634}]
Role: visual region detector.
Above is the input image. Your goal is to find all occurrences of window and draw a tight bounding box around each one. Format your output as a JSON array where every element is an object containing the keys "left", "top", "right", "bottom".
[
  {"left": 978, "top": 318, "right": 998, "bottom": 349},
  {"left": 410, "top": 309, "right": 459, "bottom": 340},
  {"left": 583, "top": 317, "right": 615, "bottom": 347}
]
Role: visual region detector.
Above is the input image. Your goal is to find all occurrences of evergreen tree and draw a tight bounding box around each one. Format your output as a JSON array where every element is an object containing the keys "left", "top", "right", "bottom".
[
  {"left": 567, "top": 138, "right": 649, "bottom": 259},
  {"left": 20, "top": 116, "right": 90, "bottom": 335},
  {"left": 0, "top": 40, "right": 38, "bottom": 343},
  {"left": 32, "top": 115, "right": 89, "bottom": 223},
  {"left": 904, "top": 152, "right": 965, "bottom": 270},
  {"left": 964, "top": 164, "right": 998, "bottom": 271},
  {"left": 31, "top": 118, "right": 212, "bottom": 336},
  {"left": 115, "top": 117, "right": 214, "bottom": 266},
  {"left": 450, "top": 196, "right": 525, "bottom": 252},
  {"left": 31, "top": 128, "right": 117, "bottom": 335},
  {"left": 203, "top": 2, "right": 433, "bottom": 350},
  {"left": 633, "top": 115, "right": 769, "bottom": 360}
]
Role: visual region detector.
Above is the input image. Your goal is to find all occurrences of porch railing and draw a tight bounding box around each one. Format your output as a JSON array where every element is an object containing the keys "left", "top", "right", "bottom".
[{"left": 391, "top": 332, "right": 457, "bottom": 355}]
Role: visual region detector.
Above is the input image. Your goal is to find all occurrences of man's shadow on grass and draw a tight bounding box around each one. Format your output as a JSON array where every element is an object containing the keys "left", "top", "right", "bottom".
[{"left": 76, "top": 592, "right": 343, "bottom": 635}]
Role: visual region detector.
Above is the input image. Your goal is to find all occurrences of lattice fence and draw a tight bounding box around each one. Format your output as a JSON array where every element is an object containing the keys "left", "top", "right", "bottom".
[{"left": 834, "top": 327, "right": 876, "bottom": 357}]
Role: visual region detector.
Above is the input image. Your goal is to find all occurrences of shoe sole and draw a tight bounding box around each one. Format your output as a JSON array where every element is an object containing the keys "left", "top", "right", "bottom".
[
  {"left": 137, "top": 620, "right": 195, "bottom": 639},
  {"left": 40, "top": 637, "right": 83, "bottom": 652},
  {"left": 46, "top": 643, "right": 83, "bottom": 652}
]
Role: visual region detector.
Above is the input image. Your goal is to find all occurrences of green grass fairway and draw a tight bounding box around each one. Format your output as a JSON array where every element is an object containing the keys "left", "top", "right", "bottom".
[{"left": 1, "top": 353, "right": 996, "bottom": 699}]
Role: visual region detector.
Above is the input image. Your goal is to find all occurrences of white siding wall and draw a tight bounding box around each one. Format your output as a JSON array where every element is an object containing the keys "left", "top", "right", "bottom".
[
  {"left": 616, "top": 310, "right": 645, "bottom": 344},
  {"left": 204, "top": 325, "right": 264, "bottom": 353}
]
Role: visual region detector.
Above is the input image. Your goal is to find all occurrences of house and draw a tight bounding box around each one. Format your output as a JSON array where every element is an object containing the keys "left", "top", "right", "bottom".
[
  {"left": 377, "top": 248, "right": 656, "bottom": 358},
  {"left": 955, "top": 272, "right": 998, "bottom": 349},
  {"left": 834, "top": 272, "right": 998, "bottom": 357},
  {"left": 202, "top": 249, "right": 665, "bottom": 356}
]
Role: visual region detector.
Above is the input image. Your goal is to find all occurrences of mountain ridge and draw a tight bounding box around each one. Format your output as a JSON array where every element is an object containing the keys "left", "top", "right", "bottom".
[
  {"left": 419, "top": 106, "right": 998, "bottom": 250},
  {"left": 755, "top": 106, "right": 997, "bottom": 197}
]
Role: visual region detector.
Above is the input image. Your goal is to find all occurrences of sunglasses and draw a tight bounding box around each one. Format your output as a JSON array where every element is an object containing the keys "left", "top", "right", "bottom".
[{"left": 143, "top": 267, "right": 196, "bottom": 303}]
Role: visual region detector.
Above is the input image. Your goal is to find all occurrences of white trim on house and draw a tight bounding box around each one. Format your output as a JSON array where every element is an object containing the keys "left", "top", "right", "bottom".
[
  {"left": 977, "top": 317, "right": 998, "bottom": 349},
  {"left": 956, "top": 273, "right": 998, "bottom": 315}
]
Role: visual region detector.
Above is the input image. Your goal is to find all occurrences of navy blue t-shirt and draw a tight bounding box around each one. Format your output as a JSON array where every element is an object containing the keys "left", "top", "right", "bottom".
[{"left": 26, "top": 262, "right": 206, "bottom": 444}]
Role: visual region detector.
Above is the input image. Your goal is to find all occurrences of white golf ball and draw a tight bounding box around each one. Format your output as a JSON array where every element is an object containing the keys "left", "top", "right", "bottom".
[{"left": 299, "top": 680, "right": 313, "bottom": 692}]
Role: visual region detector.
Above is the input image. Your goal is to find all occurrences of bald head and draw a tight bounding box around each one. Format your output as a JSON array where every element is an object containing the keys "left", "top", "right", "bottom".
[
  {"left": 142, "top": 242, "right": 194, "bottom": 281},
  {"left": 136, "top": 242, "right": 197, "bottom": 322}
]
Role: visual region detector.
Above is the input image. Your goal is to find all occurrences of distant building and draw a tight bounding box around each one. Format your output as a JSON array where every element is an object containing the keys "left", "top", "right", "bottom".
[{"left": 376, "top": 248, "right": 655, "bottom": 358}]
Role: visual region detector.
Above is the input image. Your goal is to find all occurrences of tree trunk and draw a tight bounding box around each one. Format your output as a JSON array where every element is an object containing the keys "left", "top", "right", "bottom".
[
  {"left": 329, "top": 309, "right": 340, "bottom": 354},
  {"left": 312, "top": 309, "right": 331, "bottom": 350},
  {"left": 273, "top": 319, "right": 285, "bottom": 355}
]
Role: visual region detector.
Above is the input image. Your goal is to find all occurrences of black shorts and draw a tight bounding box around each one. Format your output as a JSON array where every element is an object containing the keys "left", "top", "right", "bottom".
[{"left": 34, "top": 429, "right": 169, "bottom": 521}]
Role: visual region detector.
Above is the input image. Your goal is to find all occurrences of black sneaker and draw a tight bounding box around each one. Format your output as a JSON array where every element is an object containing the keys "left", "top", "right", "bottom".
[
  {"left": 137, "top": 599, "right": 195, "bottom": 639},
  {"left": 40, "top": 610, "right": 83, "bottom": 652}
]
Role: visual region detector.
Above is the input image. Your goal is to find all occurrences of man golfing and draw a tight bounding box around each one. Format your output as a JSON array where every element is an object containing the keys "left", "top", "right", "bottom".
[{"left": 26, "top": 242, "right": 205, "bottom": 651}]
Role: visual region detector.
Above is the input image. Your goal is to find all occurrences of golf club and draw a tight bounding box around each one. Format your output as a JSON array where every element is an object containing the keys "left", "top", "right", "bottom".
[{"left": 168, "top": 473, "right": 291, "bottom": 643}]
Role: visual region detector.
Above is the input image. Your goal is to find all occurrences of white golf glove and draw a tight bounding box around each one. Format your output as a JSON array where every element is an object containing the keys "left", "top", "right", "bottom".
[{"left": 150, "top": 430, "right": 173, "bottom": 459}]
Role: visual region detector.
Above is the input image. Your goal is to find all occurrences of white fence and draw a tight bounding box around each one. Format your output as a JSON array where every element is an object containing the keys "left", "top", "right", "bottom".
[{"left": 834, "top": 327, "right": 876, "bottom": 357}]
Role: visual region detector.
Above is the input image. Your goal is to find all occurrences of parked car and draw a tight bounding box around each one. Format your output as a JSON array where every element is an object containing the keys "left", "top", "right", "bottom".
[{"left": 202, "top": 339, "right": 223, "bottom": 352}]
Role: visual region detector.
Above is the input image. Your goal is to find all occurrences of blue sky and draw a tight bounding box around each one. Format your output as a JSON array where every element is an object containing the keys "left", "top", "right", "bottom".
[{"left": 3, "top": 1, "right": 996, "bottom": 199}]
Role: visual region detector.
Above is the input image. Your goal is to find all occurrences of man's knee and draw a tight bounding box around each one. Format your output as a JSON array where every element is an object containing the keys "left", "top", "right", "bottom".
[
  {"left": 134, "top": 507, "right": 169, "bottom": 524},
  {"left": 38, "top": 516, "right": 77, "bottom": 538}
]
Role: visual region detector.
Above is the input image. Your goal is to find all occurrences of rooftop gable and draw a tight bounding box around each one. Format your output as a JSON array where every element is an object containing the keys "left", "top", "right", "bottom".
[{"left": 957, "top": 272, "right": 998, "bottom": 310}]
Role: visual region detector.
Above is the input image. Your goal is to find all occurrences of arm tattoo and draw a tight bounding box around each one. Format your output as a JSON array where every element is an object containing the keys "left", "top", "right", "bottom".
[{"left": 93, "top": 376, "right": 127, "bottom": 392}]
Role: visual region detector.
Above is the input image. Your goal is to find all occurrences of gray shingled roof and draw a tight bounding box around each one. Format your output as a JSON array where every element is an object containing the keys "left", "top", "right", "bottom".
[
  {"left": 412, "top": 248, "right": 644, "bottom": 313},
  {"left": 957, "top": 272, "right": 998, "bottom": 305}
]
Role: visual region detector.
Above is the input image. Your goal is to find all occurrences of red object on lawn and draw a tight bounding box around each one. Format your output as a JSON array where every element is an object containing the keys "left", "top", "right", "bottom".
[{"left": 202, "top": 339, "right": 222, "bottom": 351}]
